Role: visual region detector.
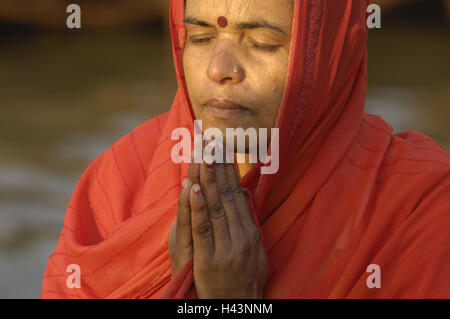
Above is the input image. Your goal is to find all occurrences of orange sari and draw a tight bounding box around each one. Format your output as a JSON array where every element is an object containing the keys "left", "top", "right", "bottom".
[{"left": 41, "top": 0, "right": 450, "bottom": 299}]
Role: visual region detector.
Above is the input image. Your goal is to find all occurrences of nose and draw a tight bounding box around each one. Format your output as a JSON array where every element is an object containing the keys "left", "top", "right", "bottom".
[{"left": 207, "top": 48, "right": 245, "bottom": 85}]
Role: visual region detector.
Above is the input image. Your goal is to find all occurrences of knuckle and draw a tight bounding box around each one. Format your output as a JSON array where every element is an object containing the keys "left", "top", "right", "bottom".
[
  {"left": 230, "top": 181, "right": 242, "bottom": 194},
  {"left": 177, "top": 237, "right": 193, "bottom": 252},
  {"left": 207, "top": 201, "right": 225, "bottom": 219},
  {"left": 176, "top": 212, "right": 190, "bottom": 229},
  {"left": 194, "top": 222, "right": 212, "bottom": 237},
  {"left": 219, "top": 186, "right": 234, "bottom": 202}
]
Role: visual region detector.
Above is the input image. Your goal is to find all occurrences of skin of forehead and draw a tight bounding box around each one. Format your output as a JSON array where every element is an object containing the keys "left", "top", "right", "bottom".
[{"left": 185, "top": 0, "right": 292, "bottom": 28}]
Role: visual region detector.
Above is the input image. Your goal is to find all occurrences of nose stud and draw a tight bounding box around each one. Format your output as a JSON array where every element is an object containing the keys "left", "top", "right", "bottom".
[
  {"left": 233, "top": 66, "right": 239, "bottom": 73},
  {"left": 217, "top": 16, "right": 228, "bottom": 28}
]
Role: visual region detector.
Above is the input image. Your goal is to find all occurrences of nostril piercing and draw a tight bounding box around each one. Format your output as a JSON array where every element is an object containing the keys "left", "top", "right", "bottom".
[{"left": 233, "top": 66, "right": 239, "bottom": 73}]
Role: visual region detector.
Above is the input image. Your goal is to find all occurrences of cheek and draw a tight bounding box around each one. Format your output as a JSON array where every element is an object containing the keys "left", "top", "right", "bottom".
[
  {"left": 182, "top": 51, "right": 196, "bottom": 89},
  {"left": 272, "top": 84, "right": 281, "bottom": 94},
  {"left": 252, "top": 55, "right": 288, "bottom": 93},
  {"left": 268, "top": 60, "right": 289, "bottom": 108},
  {"left": 183, "top": 48, "right": 204, "bottom": 84},
  {"left": 182, "top": 50, "right": 204, "bottom": 108},
  {"left": 182, "top": 51, "right": 203, "bottom": 120},
  {"left": 253, "top": 66, "right": 287, "bottom": 128}
]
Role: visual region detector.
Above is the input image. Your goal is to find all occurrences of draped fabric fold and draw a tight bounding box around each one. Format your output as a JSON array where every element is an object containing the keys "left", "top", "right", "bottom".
[{"left": 41, "top": 0, "right": 450, "bottom": 299}]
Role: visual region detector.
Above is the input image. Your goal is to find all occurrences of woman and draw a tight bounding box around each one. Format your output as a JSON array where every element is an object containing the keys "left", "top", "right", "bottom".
[{"left": 41, "top": 0, "right": 450, "bottom": 298}]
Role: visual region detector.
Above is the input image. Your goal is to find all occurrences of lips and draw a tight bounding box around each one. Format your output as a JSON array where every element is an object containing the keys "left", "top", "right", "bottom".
[{"left": 203, "top": 98, "right": 251, "bottom": 120}]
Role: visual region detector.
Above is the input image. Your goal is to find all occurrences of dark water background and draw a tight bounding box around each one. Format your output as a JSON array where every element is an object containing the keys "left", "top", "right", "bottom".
[{"left": 0, "top": 1, "right": 449, "bottom": 298}]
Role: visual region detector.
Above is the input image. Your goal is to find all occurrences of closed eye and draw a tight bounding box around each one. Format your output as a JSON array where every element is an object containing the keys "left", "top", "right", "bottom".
[
  {"left": 248, "top": 38, "right": 280, "bottom": 53},
  {"left": 189, "top": 36, "right": 215, "bottom": 45},
  {"left": 188, "top": 36, "right": 280, "bottom": 53}
]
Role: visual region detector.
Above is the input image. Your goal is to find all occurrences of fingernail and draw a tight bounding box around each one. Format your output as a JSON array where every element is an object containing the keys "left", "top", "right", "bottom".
[
  {"left": 182, "top": 179, "right": 190, "bottom": 189},
  {"left": 205, "top": 162, "right": 214, "bottom": 171},
  {"left": 192, "top": 184, "right": 201, "bottom": 196}
]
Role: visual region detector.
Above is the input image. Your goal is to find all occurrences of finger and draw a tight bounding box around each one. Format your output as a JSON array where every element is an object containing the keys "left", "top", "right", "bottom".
[
  {"left": 168, "top": 220, "right": 176, "bottom": 258},
  {"left": 214, "top": 161, "right": 244, "bottom": 241},
  {"left": 199, "top": 158, "right": 231, "bottom": 248},
  {"left": 174, "top": 178, "right": 194, "bottom": 273},
  {"left": 223, "top": 163, "right": 258, "bottom": 234},
  {"left": 190, "top": 184, "right": 215, "bottom": 258},
  {"left": 187, "top": 152, "right": 200, "bottom": 185}
]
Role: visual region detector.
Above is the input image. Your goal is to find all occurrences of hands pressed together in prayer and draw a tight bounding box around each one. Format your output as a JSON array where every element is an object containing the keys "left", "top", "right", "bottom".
[{"left": 168, "top": 144, "right": 268, "bottom": 299}]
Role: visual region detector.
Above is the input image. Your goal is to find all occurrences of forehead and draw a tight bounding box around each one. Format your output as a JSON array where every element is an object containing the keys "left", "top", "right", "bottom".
[{"left": 185, "top": 0, "right": 293, "bottom": 26}]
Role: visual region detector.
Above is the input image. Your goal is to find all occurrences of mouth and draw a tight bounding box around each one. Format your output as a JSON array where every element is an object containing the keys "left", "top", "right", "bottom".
[{"left": 203, "top": 98, "right": 251, "bottom": 120}]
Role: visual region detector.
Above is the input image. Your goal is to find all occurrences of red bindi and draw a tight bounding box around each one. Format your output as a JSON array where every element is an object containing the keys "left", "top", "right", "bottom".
[{"left": 217, "top": 16, "right": 228, "bottom": 28}]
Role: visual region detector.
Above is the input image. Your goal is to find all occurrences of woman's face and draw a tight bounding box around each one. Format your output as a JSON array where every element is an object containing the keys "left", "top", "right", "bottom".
[{"left": 183, "top": 0, "right": 294, "bottom": 146}]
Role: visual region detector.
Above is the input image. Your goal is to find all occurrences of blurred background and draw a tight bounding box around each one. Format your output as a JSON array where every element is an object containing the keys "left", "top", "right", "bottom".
[{"left": 0, "top": 0, "right": 449, "bottom": 298}]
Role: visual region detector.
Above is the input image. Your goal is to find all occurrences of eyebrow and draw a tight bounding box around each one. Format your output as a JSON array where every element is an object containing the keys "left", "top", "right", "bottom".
[{"left": 183, "top": 16, "right": 288, "bottom": 36}]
